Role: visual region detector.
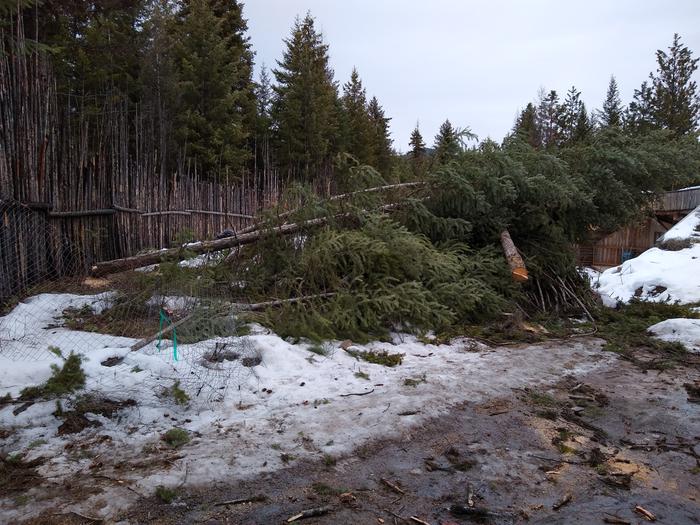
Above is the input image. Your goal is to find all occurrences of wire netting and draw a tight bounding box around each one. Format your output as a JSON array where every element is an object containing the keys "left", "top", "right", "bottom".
[{"left": 1, "top": 198, "right": 255, "bottom": 407}]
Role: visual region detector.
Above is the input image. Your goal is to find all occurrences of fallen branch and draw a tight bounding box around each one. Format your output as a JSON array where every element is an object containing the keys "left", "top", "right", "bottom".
[
  {"left": 215, "top": 494, "right": 267, "bottom": 506},
  {"left": 230, "top": 293, "right": 336, "bottom": 312},
  {"left": 130, "top": 314, "right": 193, "bottom": 352},
  {"left": 92, "top": 203, "right": 405, "bottom": 276},
  {"left": 339, "top": 388, "right": 375, "bottom": 397},
  {"left": 287, "top": 505, "right": 333, "bottom": 522},
  {"left": 634, "top": 505, "right": 656, "bottom": 521},
  {"left": 380, "top": 477, "right": 405, "bottom": 495},
  {"left": 238, "top": 181, "right": 427, "bottom": 235},
  {"left": 409, "top": 517, "right": 431, "bottom": 525}
]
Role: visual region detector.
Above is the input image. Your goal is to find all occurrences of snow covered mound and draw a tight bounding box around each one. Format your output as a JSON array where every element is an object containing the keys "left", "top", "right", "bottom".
[
  {"left": 648, "top": 318, "right": 700, "bottom": 353},
  {"left": 595, "top": 206, "right": 700, "bottom": 306},
  {"left": 657, "top": 205, "right": 700, "bottom": 245}
]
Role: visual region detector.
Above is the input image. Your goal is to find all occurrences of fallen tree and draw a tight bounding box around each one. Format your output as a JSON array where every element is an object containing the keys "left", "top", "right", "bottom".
[{"left": 91, "top": 203, "right": 405, "bottom": 277}]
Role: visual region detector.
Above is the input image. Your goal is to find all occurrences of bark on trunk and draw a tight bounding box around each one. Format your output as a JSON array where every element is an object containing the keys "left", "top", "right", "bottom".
[{"left": 500, "top": 229, "right": 528, "bottom": 282}]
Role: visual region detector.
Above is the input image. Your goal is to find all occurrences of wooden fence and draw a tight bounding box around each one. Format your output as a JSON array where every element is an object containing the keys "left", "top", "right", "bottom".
[{"left": 0, "top": 29, "right": 283, "bottom": 305}]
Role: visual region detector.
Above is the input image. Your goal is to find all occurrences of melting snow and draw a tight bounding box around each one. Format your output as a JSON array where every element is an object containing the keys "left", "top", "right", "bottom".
[{"left": 0, "top": 292, "right": 613, "bottom": 521}]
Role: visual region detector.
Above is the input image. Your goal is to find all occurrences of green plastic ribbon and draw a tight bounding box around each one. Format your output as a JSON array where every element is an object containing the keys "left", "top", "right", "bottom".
[{"left": 157, "top": 309, "right": 178, "bottom": 362}]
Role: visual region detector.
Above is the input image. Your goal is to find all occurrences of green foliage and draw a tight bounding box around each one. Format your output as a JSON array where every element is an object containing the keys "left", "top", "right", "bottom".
[
  {"left": 162, "top": 427, "right": 190, "bottom": 448},
  {"left": 598, "top": 76, "right": 623, "bottom": 128},
  {"left": 168, "top": 381, "right": 190, "bottom": 406},
  {"left": 354, "top": 371, "right": 370, "bottom": 380},
  {"left": 20, "top": 351, "right": 85, "bottom": 401},
  {"left": 272, "top": 13, "right": 339, "bottom": 180},
  {"left": 170, "top": 0, "right": 254, "bottom": 178},
  {"left": 595, "top": 300, "right": 699, "bottom": 368},
  {"left": 627, "top": 34, "right": 700, "bottom": 135},
  {"left": 311, "top": 482, "right": 346, "bottom": 495},
  {"left": 155, "top": 485, "right": 177, "bottom": 503},
  {"left": 346, "top": 349, "right": 403, "bottom": 367}
]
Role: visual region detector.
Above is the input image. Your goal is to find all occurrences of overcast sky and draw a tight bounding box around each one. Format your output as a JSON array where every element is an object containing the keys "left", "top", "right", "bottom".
[{"left": 244, "top": 0, "right": 700, "bottom": 152}]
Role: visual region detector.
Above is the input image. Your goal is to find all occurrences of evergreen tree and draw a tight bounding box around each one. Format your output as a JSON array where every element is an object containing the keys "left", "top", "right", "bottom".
[
  {"left": 408, "top": 124, "right": 427, "bottom": 178},
  {"left": 597, "top": 76, "right": 623, "bottom": 127},
  {"left": 272, "top": 13, "right": 339, "bottom": 180},
  {"left": 367, "top": 96, "right": 393, "bottom": 174},
  {"left": 253, "top": 64, "right": 274, "bottom": 172},
  {"left": 628, "top": 34, "right": 700, "bottom": 135},
  {"left": 340, "top": 67, "right": 374, "bottom": 164},
  {"left": 560, "top": 86, "right": 591, "bottom": 145},
  {"left": 513, "top": 102, "right": 541, "bottom": 148},
  {"left": 208, "top": 0, "right": 257, "bottom": 139},
  {"left": 172, "top": 0, "right": 254, "bottom": 178},
  {"left": 626, "top": 80, "right": 655, "bottom": 133},
  {"left": 433, "top": 119, "right": 461, "bottom": 164},
  {"left": 536, "top": 89, "right": 563, "bottom": 149}
]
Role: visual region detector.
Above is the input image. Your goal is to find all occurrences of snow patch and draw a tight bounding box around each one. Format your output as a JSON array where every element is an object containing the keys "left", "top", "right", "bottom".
[
  {"left": 596, "top": 244, "right": 700, "bottom": 305},
  {"left": 648, "top": 318, "right": 700, "bottom": 353}
]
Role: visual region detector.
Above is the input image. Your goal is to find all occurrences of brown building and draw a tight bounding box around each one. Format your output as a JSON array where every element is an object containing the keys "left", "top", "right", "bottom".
[{"left": 577, "top": 186, "right": 700, "bottom": 269}]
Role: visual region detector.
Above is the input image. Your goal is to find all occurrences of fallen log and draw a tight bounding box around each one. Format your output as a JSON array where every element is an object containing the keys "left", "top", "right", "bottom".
[
  {"left": 91, "top": 203, "right": 404, "bottom": 277},
  {"left": 500, "top": 230, "right": 528, "bottom": 282},
  {"left": 237, "top": 181, "right": 426, "bottom": 235}
]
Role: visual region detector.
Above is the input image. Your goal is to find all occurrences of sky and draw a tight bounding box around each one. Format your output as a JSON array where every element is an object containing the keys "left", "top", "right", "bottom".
[{"left": 244, "top": 0, "right": 700, "bottom": 152}]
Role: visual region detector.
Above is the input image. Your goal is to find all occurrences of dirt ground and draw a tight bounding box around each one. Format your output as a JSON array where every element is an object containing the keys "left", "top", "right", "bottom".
[{"left": 11, "top": 338, "right": 700, "bottom": 525}]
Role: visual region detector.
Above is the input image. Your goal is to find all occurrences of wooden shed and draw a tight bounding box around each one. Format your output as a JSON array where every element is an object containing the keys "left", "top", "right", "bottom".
[{"left": 577, "top": 186, "right": 700, "bottom": 269}]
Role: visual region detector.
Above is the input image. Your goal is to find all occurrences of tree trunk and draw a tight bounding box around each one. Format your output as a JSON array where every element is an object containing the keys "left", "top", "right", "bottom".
[{"left": 500, "top": 230, "right": 528, "bottom": 282}]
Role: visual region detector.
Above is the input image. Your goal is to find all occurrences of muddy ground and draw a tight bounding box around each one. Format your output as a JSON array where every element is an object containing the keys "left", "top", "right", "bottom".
[{"left": 15, "top": 337, "right": 698, "bottom": 525}]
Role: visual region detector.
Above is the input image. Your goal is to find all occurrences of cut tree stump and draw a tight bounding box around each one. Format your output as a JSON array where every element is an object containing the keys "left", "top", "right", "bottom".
[{"left": 500, "top": 230, "right": 528, "bottom": 282}]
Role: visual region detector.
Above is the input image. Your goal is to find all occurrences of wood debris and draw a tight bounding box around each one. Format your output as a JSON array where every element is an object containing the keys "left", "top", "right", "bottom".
[
  {"left": 552, "top": 492, "right": 572, "bottom": 510},
  {"left": 287, "top": 505, "right": 333, "bottom": 522},
  {"left": 634, "top": 505, "right": 656, "bottom": 521},
  {"left": 380, "top": 477, "right": 406, "bottom": 495}
]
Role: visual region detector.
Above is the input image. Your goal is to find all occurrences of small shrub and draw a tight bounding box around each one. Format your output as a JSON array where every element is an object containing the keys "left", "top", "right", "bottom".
[
  {"left": 155, "top": 485, "right": 176, "bottom": 503},
  {"left": 169, "top": 380, "right": 190, "bottom": 406},
  {"left": 162, "top": 428, "right": 190, "bottom": 448},
  {"left": 19, "top": 350, "right": 85, "bottom": 401},
  {"left": 354, "top": 371, "right": 370, "bottom": 380},
  {"left": 346, "top": 349, "right": 403, "bottom": 367},
  {"left": 323, "top": 454, "right": 336, "bottom": 467}
]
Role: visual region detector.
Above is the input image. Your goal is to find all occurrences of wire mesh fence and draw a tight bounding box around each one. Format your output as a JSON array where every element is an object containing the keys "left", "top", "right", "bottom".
[{"left": 0, "top": 198, "right": 259, "bottom": 408}]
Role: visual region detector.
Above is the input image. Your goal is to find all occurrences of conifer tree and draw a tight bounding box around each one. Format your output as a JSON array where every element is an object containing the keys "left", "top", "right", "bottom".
[
  {"left": 253, "top": 64, "right": 274, "bottom": 172},
  {"left": 597, "top": 76, "right": 623, "bottom": 128},
  {"left": 272, "top": 13, "right": 339, "bottom": 180},
  {"left": 628, "top": 34, "right": 700, "bottom": 135},
  {"left": 408, "top": 124, "right": 427, "bottom": 177},
  {"left": 367, "top": 96, "right": 393, "bottom": 174},
  {"left": 513, "top": 103, "right": 541, "bottom": 148},
  {"left": 340, "top": 67, "right": 374, "bottom": 165},
  {"left": 560, "top": 86, "right": 591, "bottom": 145},
  {"left": 536, "top": 89, "right": 564, "bottom": 149},
  {"left": 433, "top": 119, "right": 461, "bottom": 164},
  {"left": 172, "top": 0, "right": 254, "bottom": 178}
]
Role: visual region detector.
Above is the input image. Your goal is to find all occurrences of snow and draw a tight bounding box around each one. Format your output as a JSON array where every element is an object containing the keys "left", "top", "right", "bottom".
[
  {"left": 595, "top": 244, "right": 700, "bottom": 305},
  {"left": 657, "top": 205, "right": 700, "bottom": 243},
  {"left": 648, "top": 318, "right": 700, "bottom": 353},
  {"left": 595, "top": 207, "right": 700, "bottom": 306},
  {"left": 0, "top": 292, "right": 615, "bottom": 521}
]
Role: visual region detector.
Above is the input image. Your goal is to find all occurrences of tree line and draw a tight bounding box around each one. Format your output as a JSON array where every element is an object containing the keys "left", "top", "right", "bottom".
[{"left": 3, "top": 1, "right": 700, "bottom": 188}]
